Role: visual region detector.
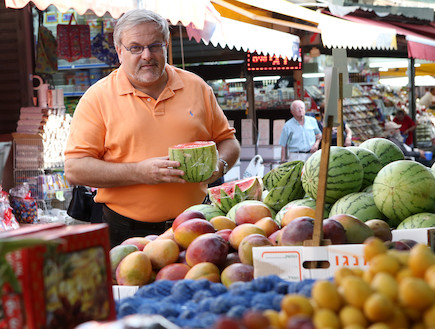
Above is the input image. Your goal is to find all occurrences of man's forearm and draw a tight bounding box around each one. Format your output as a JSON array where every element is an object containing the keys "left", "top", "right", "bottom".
[{"left": 64, "top": 157, "right": 140, "bottom": 188}]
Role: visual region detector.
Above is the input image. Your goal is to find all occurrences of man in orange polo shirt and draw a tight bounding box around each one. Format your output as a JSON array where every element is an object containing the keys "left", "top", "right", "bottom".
[{"left": 64, "top": 9, "right": 240, "bottom": 247}]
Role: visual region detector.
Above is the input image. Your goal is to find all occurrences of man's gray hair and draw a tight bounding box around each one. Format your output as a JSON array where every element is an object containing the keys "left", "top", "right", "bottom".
[
  {"left": 114, "top": 9, "right": 170, "bottom": 47},
  {"left": 290, "top": 100, "right": 305, "bottom": 112}
]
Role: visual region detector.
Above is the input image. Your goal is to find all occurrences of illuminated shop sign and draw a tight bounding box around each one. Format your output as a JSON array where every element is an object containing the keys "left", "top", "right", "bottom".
[{"left": 246, "top": 49, "right": 302, "bottom": 73}]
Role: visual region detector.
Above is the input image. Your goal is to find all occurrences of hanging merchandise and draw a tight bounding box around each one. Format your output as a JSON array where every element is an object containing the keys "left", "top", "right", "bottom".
[
  {"left": 91, "top": 22, "right": 119, "bottom": 67},
  {"left": 57, "top": 13, "right": 92, "bottom": 62},
  {"left": 35, "top": 25, "right": 58, "bottom": 74}
]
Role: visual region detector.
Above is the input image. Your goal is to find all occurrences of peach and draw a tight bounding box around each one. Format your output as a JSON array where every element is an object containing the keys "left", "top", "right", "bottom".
[
  {"left": 255, "top": 217, "right": 280, "bottom": 237},
  {"left": 215, "top": 228, "right": 232, "bottom": 243},
  {"left": 109, "top": 244, "right": 139, "bottom": 280},
  {"left": 220, "top": 252, "right": 241, "bottom": 270},
  {"left": 210, "top": 216, "right": 237, "bottom": 231},
  {"left": 155, "top": 263, "right": 191, "bottom": 281},
  {"left": 238, "top": 234, "right": 273, "bottom": 265},
  {"left": 220, "top": 263, "right": 254, "bottom": 288},
  {"left": 323, "top": 218, "right": 347, "bottom": 244},
  {"left": 280, "top": 216, "right": 314, "bottom": 246},
  {"left": 173, "top": 218, "right": 215, "bottom": 249},
  {"left": 120, "top": 237, "right": 151, "bottom": 251},
  {"left": 185, "top": 233, "right": 229, "bottom": 267},
  {"left": 172, "top": 210, "right": 206, "bottom": 231},
  {"left": 230, "top": 201, "right": 274, "bottom": 226},
  {"left": 268, "top": 229, "right": 281, "bottom": 246},
  {"left": 184, "top": 262, "right": 221, "bottom": 282},
  {"left": 329, "top": 214, "right": 374, "bottom": 244},
  {"left": 280, "top": 206, "right": 316, "bottom": 227},
  {"left": 115, "top": 251, "right": 152, "bottom": 286},
  {"left": 142, "top": 238, "right": 180, "bottom": 270},
  {"left": 228, "top": 223, "right": 266, "bottom": 250}
]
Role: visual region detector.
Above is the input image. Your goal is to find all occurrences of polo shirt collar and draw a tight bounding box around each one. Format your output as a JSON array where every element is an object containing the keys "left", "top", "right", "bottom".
[{"left": 116, "top": 65, "right": 184, "bottom": 97}]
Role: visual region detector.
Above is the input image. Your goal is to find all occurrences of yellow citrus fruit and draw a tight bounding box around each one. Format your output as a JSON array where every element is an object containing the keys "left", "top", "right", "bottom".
[
  {"left": 386, "top": 248, "right": 410, "bottom": 267},
  {"left": 343, "top": 325, "right": 365, "bottom": 329},
  {"left": 382, "top": 306, "right": 409, "bottom": 329},
  {"left": 363, "top": 292, "right": 395, "bottom": 322},
  {"left": 313, "top": 308, "right": 340, "bottom": 329},
  {"left": 311, "top": 280, "right": 342, "bottom": 312},
  {"left": 364, "top": 236, "right": 387, "bottom": 261},
  {"left": 370, "top": 272, "right": 398, "bottom": 301},
  {"left": 395, "top": 267, "right": 413, "bottom": 283},
  {"left": 425, "top": 264, "right": 435, "bottom": 290},
  {"left": 369, "top": 253, "right": 400, "bottom": 276},
  {"left": 409, "top": 243, "right": 435, "bottom": 278},
  {"left": 423, "top": 304, "right": 435, "bottom": 329},
  {"left": 280, "top": 294, "right": 313, "bottom": 318},
  {"left": 334, "top": 267, "right": 356, "bottom": 286},
  {"left": 278, "top": 309, "right": 289, "bottom": 329},
  {"left": 399, "top": 276, "right": 435, "bottom": 311},
  {"left": 262, "top": 309, "right": 281, "bottom": 329},
  {"left": 366, "top": 323, "right": 391, "bottom": 329},
  {"left": 339, "top": 305, "right": 368, "bottom": 328},
  {"left": 340, "top": 275, "right": 372, "bottom": 309}
]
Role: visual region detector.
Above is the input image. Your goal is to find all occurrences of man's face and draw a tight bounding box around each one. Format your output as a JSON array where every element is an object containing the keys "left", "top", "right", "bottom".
[
  {"left": 116, "top": 22, "right": 167, "bottom": 88},
  {"left": 291, "top": 102, "right": 306, "bottom": 118}
]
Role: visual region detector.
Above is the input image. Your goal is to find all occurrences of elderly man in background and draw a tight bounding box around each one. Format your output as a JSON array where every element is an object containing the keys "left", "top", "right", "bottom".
[
  {"left": 279, "top": 100, "right": 322, "bottom": 162},
  {"left": 383, "top": 121, "right": 431, "bottom": 167}
]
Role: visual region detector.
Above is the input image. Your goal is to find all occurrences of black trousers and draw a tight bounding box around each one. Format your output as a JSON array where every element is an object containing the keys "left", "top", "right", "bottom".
[{"left": 102, "top": 204, "right": 174, "bottom": 248}]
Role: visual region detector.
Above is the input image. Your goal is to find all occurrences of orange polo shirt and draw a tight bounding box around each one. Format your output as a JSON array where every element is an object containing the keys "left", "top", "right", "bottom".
[{"left": 65, "top": 65, "right": 236, "bottom": 222}]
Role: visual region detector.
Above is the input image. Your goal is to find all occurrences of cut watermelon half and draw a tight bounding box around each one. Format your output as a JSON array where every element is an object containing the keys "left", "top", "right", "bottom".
[{"left": 208, "top": 176, "right": 263, "bottom": 213}]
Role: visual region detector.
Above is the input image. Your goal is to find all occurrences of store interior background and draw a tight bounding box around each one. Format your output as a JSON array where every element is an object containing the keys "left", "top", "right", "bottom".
[{"left": 0, "top": 2, "right": 434, "bottom": 212}]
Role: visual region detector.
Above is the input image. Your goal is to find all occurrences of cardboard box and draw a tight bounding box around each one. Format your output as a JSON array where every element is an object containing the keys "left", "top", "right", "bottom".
[
  {"left": 1, "top": 223, "right": 116, "bottom": 329},
  {"left": 392, "top": 227, "right": 435, "bottom": 251},
  {"left": 253, "top": 244, "right": 367, "bottom": 282},
  {"left": 112, "top": 285, "right": 139, "bottom": 301}
]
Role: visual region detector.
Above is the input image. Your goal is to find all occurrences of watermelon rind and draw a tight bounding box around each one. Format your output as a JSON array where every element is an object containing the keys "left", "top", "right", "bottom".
[
  {"left": 329, "top": 192, "right": 386, "bottom": 222},
  {"left": 359, "top": 138, "right": 404, "bottom": 167},
  {"left": 373, "top": 160, "right": 435, "bottom": 228},
  {"left": 396, "top": 212, "right": 435, "bottom": 229},
  {"left": 184, "top": 204, "right": 225, "bottom": 221},
  {"left": 347, "top": 146, "right": 383, "bottom": 190},
  {"left": 263, "top": 161, "right": 305, "bottom": 212},
  {"left": 263, "top": 160, "right": 304, "bottom": 191},
  {"left": 169, "top": 141, "right": 217, "bottom": 183},
  {"left": 301, "top": 146, "right": 364, "bottom": 204},
  {"left": 431, "top": 162, "right": 435, "bottom": 177}
]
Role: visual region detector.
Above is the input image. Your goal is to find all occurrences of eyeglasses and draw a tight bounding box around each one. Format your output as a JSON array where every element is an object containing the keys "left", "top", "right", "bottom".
[{"left": 122, "top": 42, "right": 166, "bottom": 55}]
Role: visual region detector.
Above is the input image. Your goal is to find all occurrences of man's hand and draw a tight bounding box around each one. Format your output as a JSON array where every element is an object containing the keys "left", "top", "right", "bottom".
[{"left": 136, "top": 156, "right": 186, "bottom": 185}]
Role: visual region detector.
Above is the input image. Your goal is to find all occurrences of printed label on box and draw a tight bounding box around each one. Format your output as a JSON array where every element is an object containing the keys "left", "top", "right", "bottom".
[{"left": 253, "top": 244, "right": 367, "bottom": 282}]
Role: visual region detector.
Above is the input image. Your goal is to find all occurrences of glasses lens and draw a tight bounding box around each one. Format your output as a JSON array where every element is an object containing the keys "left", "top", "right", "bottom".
[
  {"left": 148, "top": 43, "right": 164, "bottom": 53},
  {"left": 129, "top": 45, "right": 144, "bottom": 54}
]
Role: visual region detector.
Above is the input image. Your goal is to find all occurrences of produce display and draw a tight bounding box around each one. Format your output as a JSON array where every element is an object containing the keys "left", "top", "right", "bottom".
[{"left": 107, "top": 138, "right": 435, "bottom": 329}]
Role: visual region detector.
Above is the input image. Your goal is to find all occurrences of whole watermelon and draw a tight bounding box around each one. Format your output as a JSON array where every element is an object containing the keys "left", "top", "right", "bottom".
[
  {"left": 359, "top": 138, "right": 404, "bottom": 167},
  {"left": 373, "top": 160, "right": 435, "bottom": 227},
  {"left": 396, "top": 212, "right": 435, "bottom": 229},
  {"left": 263, "top": 161, "right": 305, "bottom": 212},
  {"left": 169, "top": 141, "right": 217, "bottom": 183},
  {"left": 347, "top": 146, "right": 383, "bottom": 190},
  {"left": 329, "top": 192, "right": 386, "bottom": 222},
  {"left": 301, "top": 146, "right": 364, "bottom": 204}
]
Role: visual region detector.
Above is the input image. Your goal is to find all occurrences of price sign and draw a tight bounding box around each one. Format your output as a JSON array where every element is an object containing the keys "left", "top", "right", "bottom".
[{"left": 246, "top": 50, "right": 302, "bottom": 74}]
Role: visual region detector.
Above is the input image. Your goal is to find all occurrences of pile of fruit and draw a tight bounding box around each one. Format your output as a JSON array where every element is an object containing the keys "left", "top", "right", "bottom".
[{"left": 115, "top": 238, "right": 435, "bottom": 328}]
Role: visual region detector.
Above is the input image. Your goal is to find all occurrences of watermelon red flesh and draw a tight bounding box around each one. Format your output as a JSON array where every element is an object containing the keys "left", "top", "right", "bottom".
[
  {"left": 208, "top": 177, "right": 263, "bottom": 213},
  {"left": 170, "top": 141, "right": 215, "bottom": 149}
]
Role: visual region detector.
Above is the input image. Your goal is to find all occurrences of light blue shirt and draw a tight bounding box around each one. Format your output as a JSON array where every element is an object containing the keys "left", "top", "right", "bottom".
[{"left": 279, "top": 116, "right": 321, "bottom": 152}]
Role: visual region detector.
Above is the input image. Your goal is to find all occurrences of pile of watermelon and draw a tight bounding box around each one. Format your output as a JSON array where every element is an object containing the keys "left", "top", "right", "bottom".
[{"left": 202, "top": 137, "right": 435, "bottom": 230}]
